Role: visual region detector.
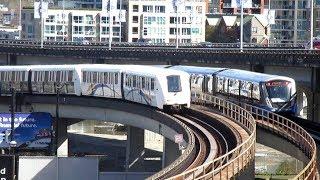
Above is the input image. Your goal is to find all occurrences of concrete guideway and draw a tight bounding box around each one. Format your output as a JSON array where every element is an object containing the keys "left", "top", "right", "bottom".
[
  {"left": 169, "top": 93, "right": 256, "bottom": 179},
  {"left": 181, "top": 93, "right": 318, "bottom": 180}
]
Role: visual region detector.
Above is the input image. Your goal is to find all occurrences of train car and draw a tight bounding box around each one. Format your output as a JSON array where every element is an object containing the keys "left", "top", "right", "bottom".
[
  {"left": 79, "top": 64, "right": 122, "bottom": 98},
  {"left": 121, "top": 65, "right": 190, "bottom": 109},
  {"left": 168, "top": 65, "right": 297, "bottom": 114},
  {"left": 215, "top": 69, "right": 296, "bottom": 114},
  {"left": 29, "top": 65, "right": 82, "bottom": 95},
  {"left": 167, "top": 65, "right": 226, "bottom": 96},
  {"left": 0, "top": 66, "right": 31, "bottom": 95}
]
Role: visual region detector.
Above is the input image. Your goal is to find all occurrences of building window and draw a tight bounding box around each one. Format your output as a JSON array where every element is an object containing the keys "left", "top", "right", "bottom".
[
  {"left": 46, "top": 15, "right": 55, "bottom": 22},
  {"left": 101, "top": 27, "right": 109, "bottom": 35},
  {"left": 182, "top": 28, "right": 190, "bottom": 35},
  {"left": 196, "top": 6, "right": 202, "bottom": 13},
  {"left": 170, "top": 17, "right": 175, "bottom": 24},
  {"left": 132, "top": 38, "right": 138, "bottom": 42},
  {"left": 252, "top": 27, "right": 257, "bottom": 33},
  {"left": 132, "top": 16, "right": 138, "bottom": 23},
  {"left": 143, "top": 5, "right": 153, "bottom": 12},
  {"left": 31, "top": 13, "right": 34, "bottom": 20},
  {"left": 170, "top": 28, "right": 176, "bottom": 35},
  {"left": 101, "top": 17, "right": 109, "bottom": 24},
  {"left": 22, "top": 13, "right": 25, "bottom": 20},
  {"left": 86, "top": 15, "right": 94, "bottom": 24},
  {"left": 73, "top": 16, "right": 83, "bottom": 23},
  {"left": 44, "top": 25, "right": 54, "bottom": 34},
  {"left": 133, "top": 5, "right": 139, "bottom": 12},
  {"left": 132, "top": 27, "right": 138, "bottom": 34},
  {"left": 27, "top": 25, "right": 34, "bottom": 34},
  {"left": 73, "top": 26, "right": 83, "bottom": 34},
  {"left": 155, "top": 6, "right": 165, "bottom": 13},
  {"left": 143, "top": 27, "right": 148, "bottom": 35}
]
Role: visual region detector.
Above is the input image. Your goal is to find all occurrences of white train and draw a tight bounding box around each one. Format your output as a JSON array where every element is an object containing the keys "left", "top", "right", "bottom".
[
  {"left": 0, "top": 65, "right": 191, "bottom": 110},
  {"left": 167, "top": 65, "right": 297, "bottom": 114}
]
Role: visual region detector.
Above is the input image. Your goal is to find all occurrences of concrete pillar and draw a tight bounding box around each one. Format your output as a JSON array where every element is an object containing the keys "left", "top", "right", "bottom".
[
  {"left": 312, "top": 93, "right": 320, "bottom": 124},
  {"left": 57, "top": 118, "right": 68, "bottom": 157},
  {"left": 125, "top": 126, "right": 145, "bottom": 172},
  {"left": 296, "top": 90, "right": 304, "bottom": 117},
  {"left": 162, "top": 138, "right": 180, "bottom": 168},
  {"left": 311, "top": 67, "right": 320, "bottom": 123},
  {"left": 235, "top": 159, "right": 255, "bottom": 180}
]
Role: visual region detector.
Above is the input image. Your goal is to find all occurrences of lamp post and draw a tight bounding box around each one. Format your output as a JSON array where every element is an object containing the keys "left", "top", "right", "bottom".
[
  {"left": 40, "top": 0, "right": 44, "bottom": 48},
  {"left": 55, "top": 83, "right": 64, "bottom": 155},
  {"left": 9, "top": 83, "right": 15, "bottom": 144},
  {"left": 310, "top": 0, "right": 314, "bottom": 50},
  {"left": 175, "top": 5, "right": 179, "bottom": 48},
  {"left": 19, "top": 0, "right": 22, "bottom": 39}
]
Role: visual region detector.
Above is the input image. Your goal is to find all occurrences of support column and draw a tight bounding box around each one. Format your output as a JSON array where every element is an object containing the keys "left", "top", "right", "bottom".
[
  {"left": 57, "top": 118, "right": 68, "bottom": 157},
  {"left": 312, "top": 93, "right": 320, "bottom": 124},
  {"left": 162, "top": 138, "right": 180, "bottom": 168},
  {"left": 296, "top": 90, "right": 304, "bottom": 117},
  {"left": 125, "top": 126, "right": 145, "bottom": 172},
  {"left": 311, "top": 67, "right": 320, "bottom": 123}
]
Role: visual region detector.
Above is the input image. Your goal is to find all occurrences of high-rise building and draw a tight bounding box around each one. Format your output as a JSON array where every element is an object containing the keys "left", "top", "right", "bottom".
[
  {"left": 127, "top": 0, "right": 206, "bottom": 43},
  {"left": 21, "top": 8, "right": 124, "bottom": 42},
  {"left": 268, "top": 0, "right": 313, "bottom": 44}
]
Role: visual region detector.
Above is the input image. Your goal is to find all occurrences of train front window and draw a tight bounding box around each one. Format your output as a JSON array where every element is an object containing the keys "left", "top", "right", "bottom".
[
  {"left": 167, "top": 75, "right": 182, "bottom": 92},
  {"left": 266, "top": 81, "right": 291, "bottom": 102}
]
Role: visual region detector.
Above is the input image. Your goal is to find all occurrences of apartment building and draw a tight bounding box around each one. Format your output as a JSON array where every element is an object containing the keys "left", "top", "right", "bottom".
[
  {"left": 128, "top": 0, "right": 206, "bottom": 43},
  {"left": 57, "top": 0, "right": 103, "bottom": 9},
  {"left": 21, "top": 8, "right": 124, "bottom": 42},
  {"left": 269, "top": 0, "right": 313, "bottom": 44}
]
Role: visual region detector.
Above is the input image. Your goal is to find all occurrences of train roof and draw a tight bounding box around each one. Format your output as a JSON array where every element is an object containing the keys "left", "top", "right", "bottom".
[
  {"left": 0, "top": 65, "right": 32, "bottom": 71},
  {"left": 29, "top": 64, "right": 79, "bottom": 71},
  {"left": 217, "top": 69, "right": 295, "bottom": 83},
  {"left": 168, "top": 65, "right": 227, "bottom": 75},
  {"left": 124, "top": 65, "right": 190, "bottom": 77}
]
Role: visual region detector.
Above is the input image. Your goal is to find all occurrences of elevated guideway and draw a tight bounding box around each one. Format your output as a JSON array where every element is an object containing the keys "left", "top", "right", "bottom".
[{"left": 0, "top": 92, "right": 317, "bottom": 179}]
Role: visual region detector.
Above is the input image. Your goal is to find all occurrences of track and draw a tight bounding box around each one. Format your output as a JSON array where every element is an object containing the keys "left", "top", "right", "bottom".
[{"left": 166, "top": 107, "right": 242, "bottom": 178}]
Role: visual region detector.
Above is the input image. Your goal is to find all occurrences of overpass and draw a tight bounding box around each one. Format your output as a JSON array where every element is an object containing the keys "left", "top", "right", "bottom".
[{"left": 0, "top": 93, "right": 317, "bottom": 179}]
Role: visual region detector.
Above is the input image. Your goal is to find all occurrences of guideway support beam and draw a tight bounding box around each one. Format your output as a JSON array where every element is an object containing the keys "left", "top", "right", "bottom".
[
  {"left": 126, "top": 126, "right": 145, "bottom": 171},
  {"left": 162, "top": 138, "right": 181, "bottom": 168}
]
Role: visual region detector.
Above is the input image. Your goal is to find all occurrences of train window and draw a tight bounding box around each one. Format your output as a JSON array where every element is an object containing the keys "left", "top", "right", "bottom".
[
  {"left": 115, "top": 73, "right": 118, "bottom": 84},
  {"left": 167, "top": 75, "right": 181, "bottom": 92},
  {"left": 142, "top": 77, "right": 145, "bottom": 89},
  {"left": 151, "top": 78, "right": 155, "bottom": 90},
  {"left": 240, "top": 81, "right": 252, "bottom": 98},
  {"left": 146, "top": 78, "right": 150, "bottom": 90},
  {"left": 93, "top": 72, "right": 97, "bottom": 82},
  {"left": 252, "top": 83, "right": 260, "bottom": 100},
  {"left": 223, "top": 78, "right": 229, "bottom": 93},
  {"left": 216, "top": 77, "right": 224, "bottom": 92},
  {"left": 229, "top": 79, "right": 239, "bottom": 95},
  {"left": 265, "top": 81, "right": 291, "bottom": 102},
  {"left": 133, "top": 75, "right": 137, "bottom": 87},
  {"left": 68, "top": 71, "right": 73, "bottom": 81}
]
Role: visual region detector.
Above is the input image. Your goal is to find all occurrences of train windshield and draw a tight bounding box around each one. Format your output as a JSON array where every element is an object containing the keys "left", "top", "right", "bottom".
[
  {"left": 265, "top": 81, "right": 291, "bottom": 102},
  {"left": 167, "top": 75, "right": 182, "bottom": 92}
]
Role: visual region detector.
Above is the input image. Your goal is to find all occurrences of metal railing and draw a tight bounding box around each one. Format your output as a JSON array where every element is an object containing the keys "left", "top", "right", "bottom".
[
  {"left": 168, "top": 92, "right": 317, "bottom": 179},
  {"left": 241, "top": 104, "right": 318, "bottom": 180},
  {"left": 168, "top": 93, "right": 256, "bottom": 179}
]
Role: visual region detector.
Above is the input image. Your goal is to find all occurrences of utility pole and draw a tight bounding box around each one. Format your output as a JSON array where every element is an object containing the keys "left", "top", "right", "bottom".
[
  {"left": 175, "top": 5, "right": 179, "bottom": 48},
  {"left": 310, "top": 0, "right": 314, "bottom": 50},
  {"left": 9, "top": 83, "right": 15, "bottom": 143},
  {"left": 240, "top": 0, "right": 244, "bottom": 52},
  {"left": 40, "top": 0, "right": 44, "bottom": 48}
]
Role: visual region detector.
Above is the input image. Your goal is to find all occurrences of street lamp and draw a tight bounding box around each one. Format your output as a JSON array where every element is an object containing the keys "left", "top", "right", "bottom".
[
  {"left": 55, "top": 82, "right": 65, "bottom": 155},
  {"left": 9, "top": 83, "right": 16, "bottom": 145}
]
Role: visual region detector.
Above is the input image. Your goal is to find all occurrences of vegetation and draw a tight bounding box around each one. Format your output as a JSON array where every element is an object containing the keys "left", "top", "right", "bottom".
[
  {"left": 275, "top": 160, "right": 297, "bottom": 175},
  {"left": 205, "top": 23, "right": 239, "bottom": 43}
]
